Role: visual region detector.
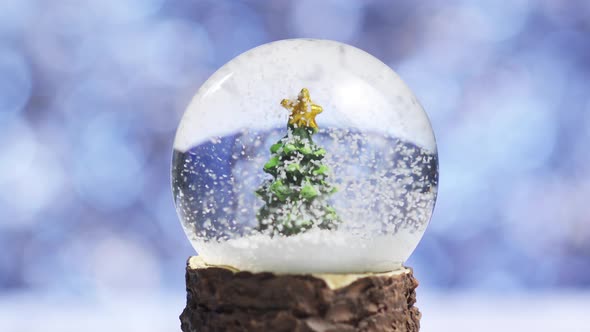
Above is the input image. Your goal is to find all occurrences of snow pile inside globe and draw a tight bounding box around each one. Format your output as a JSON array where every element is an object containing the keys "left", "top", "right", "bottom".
[{"left": 172, "top": 39, "right": 438, "bottom": 273}]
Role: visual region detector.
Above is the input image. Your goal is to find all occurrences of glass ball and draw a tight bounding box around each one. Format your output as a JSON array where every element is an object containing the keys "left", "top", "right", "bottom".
[{"left": 172, "top": 39, "right": 438, "bottom": 273}]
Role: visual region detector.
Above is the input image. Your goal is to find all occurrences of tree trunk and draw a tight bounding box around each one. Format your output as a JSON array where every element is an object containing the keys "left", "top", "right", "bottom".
[{"left": 180, "top": 256, "right": 421, "bottom": 332}]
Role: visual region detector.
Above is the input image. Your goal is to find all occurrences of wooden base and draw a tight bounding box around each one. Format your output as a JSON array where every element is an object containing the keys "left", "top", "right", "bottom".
[{"left": 180, "top": 257, "right": 421, "bottom": 332}]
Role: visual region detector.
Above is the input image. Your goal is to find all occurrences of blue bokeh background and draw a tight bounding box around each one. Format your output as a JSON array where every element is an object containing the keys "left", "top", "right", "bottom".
[{"left": 1, "top": 0, "right": 589, "bottom": 330}]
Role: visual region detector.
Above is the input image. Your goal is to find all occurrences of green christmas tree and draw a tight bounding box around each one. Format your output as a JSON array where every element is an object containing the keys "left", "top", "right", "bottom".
[{"left": 256, "top": 88, "right": 340, "bottom": 236}]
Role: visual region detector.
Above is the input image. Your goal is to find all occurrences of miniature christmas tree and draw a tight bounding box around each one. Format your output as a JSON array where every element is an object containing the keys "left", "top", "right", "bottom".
[{"left": 256, "top": 88, "right": 340, "bottom": 236}]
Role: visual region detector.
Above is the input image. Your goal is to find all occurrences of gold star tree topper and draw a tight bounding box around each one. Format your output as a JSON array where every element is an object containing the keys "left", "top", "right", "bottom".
[{"left": 281, "top": 88, "right": 323, "bottom": 130}]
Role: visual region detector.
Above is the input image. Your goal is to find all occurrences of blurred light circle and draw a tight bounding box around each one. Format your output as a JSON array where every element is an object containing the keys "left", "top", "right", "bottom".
[
  {"left": 90, "top": 235, "right": 160, "bottom": 291},
  {"left": 408, "top": 236, "right": 455, "bottom": 287},
  {"left": 25, "top": 4, "right": 99, "bottom": 76},
  {"left": 541, "top": 0, "right": 590, "bottom": 27},
  {"left": 145, "top": 189, "right": 180, "bottom": 239},
  {"left": 203, "top": 2, "right": 267, "bottom": 63},
  {"left": 516, "top": 49, "right": 566, "bottom": 110},
  {"left": 0, "top": 48, "right": 32, "bottom": 120},
  {"left": 144, "top": 19, "right": 213, "bottom": 86},
  {"left": 73, "top": 113, "right": 146, "bottom": 211},
  {"left": 501, "top": 176, "right": 572, "bottom": 255},
  {"left": 142, "top": 88, "right": 187, "bottom": 134},
  {"left": 290, "top": 0, "right": 363, "bottom": 42},
  {"left": 86, "top": 0, "right": 165, "bottom": 23},
  {"left": 459, "top": 0, "right": 531, "bottom": 42},
  {"left": 0, "top": 147, "right": 66, "bottom": 226},
  {"left": 476, "top": 70, "right": 557, "bottom": 173},
  {"left": 57, "top": 77, "right": 128, "bottom": 122},
  {"left": 0, "top": 0, "right": 33, "bottom": 36},
  {"left": 396, "top": 57, "right": 461, "bottom": 126},
  {"left": 0, "top": 119, "right": 36, "bottom": 185},
  {"left": 0, "top": 120, "right": 66, "bottom": 226}
]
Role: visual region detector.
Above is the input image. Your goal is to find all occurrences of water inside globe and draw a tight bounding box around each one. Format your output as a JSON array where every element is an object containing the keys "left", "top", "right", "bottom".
[{"left": 172, "top": 128, "right": 437, "bottom": 273}]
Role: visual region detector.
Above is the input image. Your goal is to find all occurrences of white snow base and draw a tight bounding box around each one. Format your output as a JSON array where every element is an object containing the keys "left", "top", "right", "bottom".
[{"left": 191, "top": 228, "right": 423, "bottom": 274}]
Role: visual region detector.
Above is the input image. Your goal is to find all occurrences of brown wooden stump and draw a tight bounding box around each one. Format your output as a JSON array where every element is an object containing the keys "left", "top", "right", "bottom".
[{"left": 180, "top": 256, "right": 421, "bottom": 332}]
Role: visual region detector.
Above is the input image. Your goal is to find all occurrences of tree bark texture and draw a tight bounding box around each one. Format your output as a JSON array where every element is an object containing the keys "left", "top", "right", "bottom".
[{"left": 180, "top": 257, "right": 421, "bottom": 332}]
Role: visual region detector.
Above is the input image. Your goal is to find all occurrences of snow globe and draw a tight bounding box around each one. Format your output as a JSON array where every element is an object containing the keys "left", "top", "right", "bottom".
[{"left": 175, "top": 39, "right": 437, "bottom": 331}]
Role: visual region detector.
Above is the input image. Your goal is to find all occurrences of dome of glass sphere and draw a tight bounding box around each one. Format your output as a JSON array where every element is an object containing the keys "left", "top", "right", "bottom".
[{"left": 172, "top": 39, "right": 438, "bottom": 273}]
